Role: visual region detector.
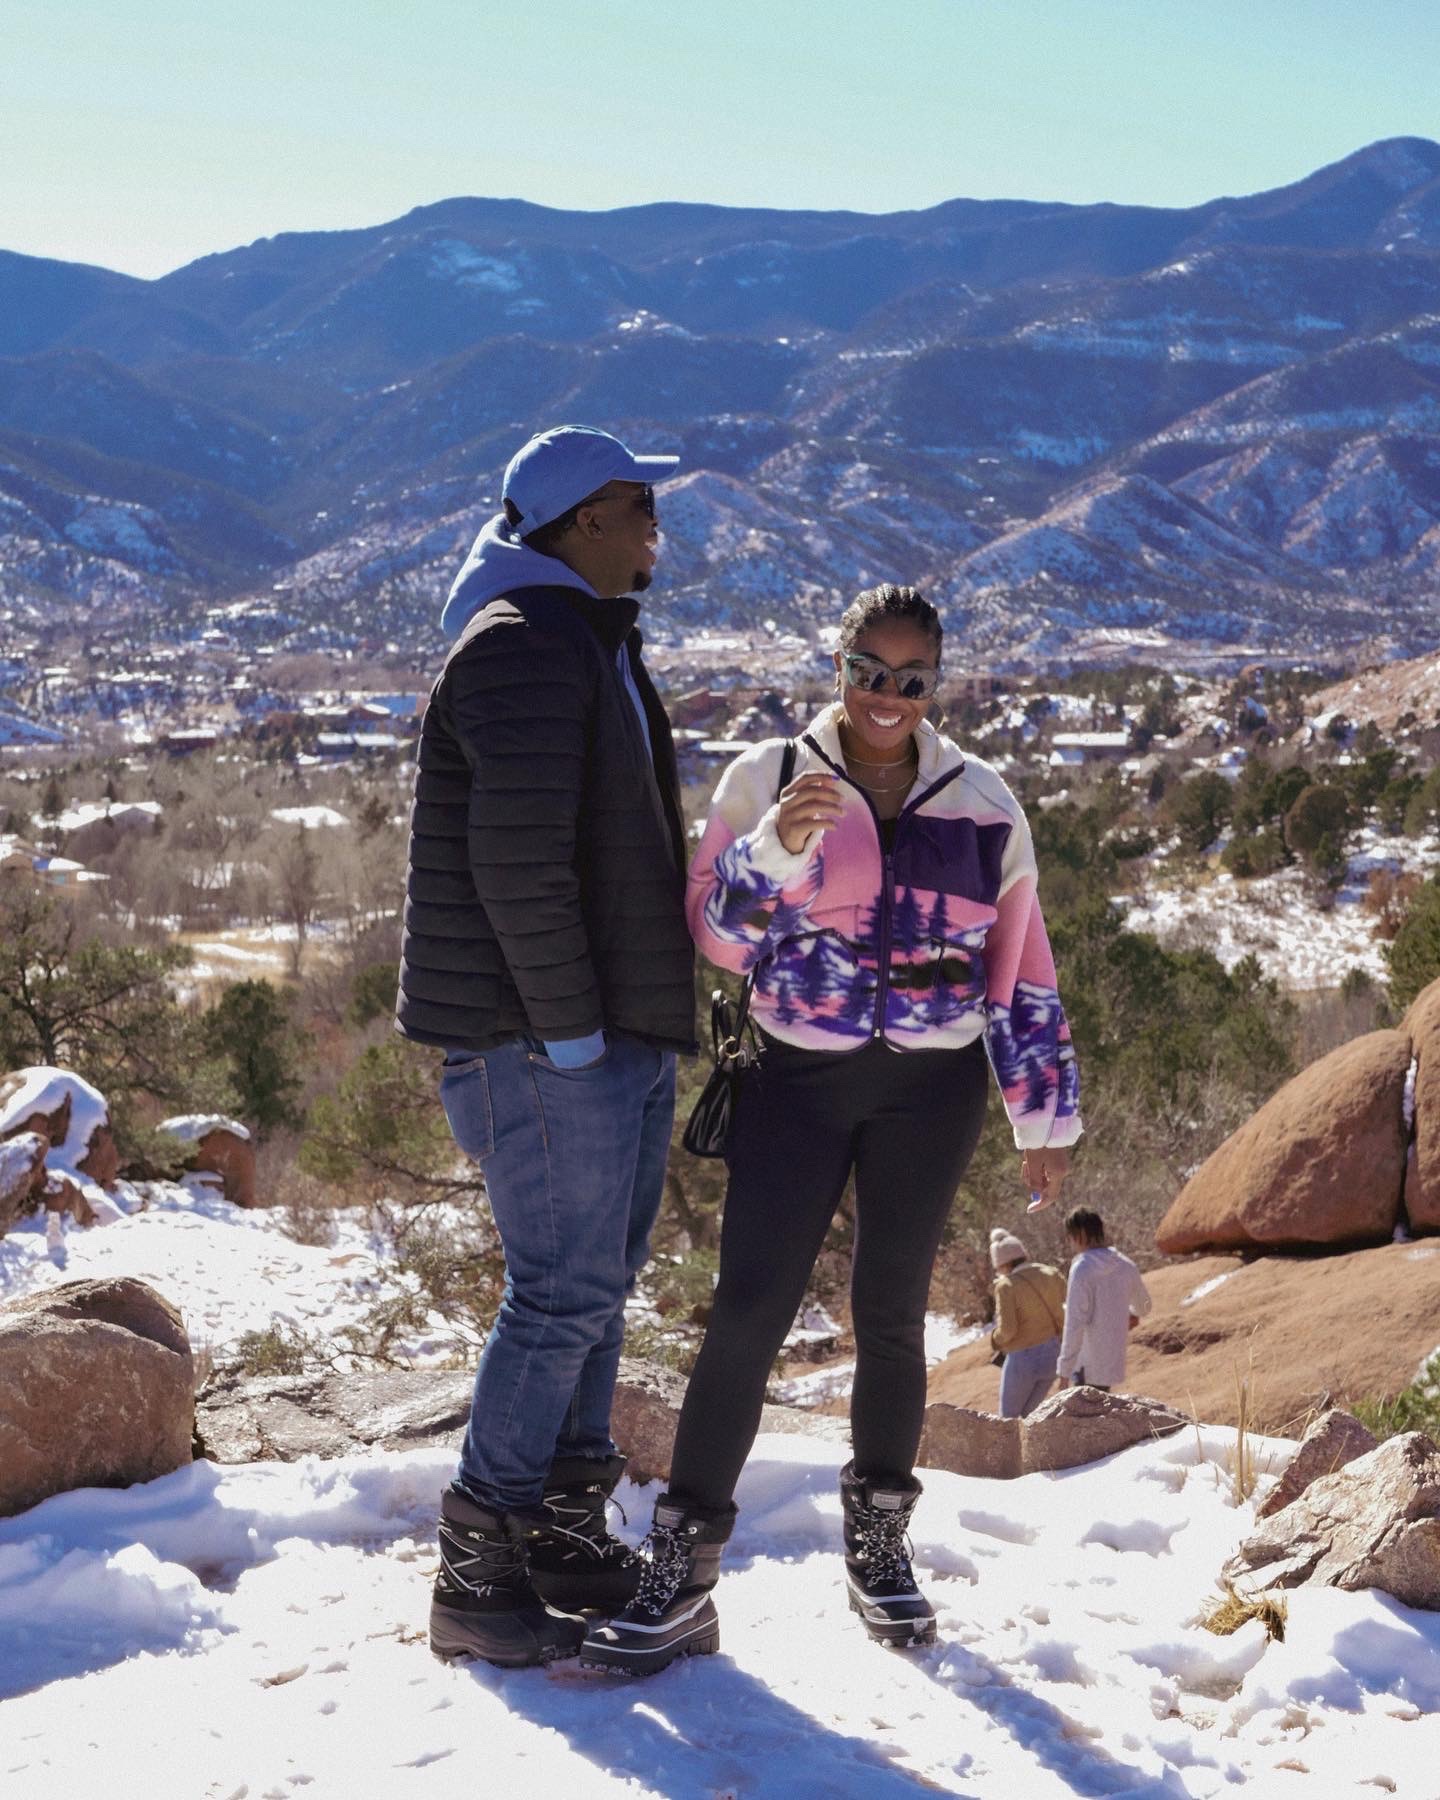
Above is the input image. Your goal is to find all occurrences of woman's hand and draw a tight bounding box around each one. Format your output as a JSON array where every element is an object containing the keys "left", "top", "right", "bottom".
[
  {"left": 776, "top": 772, "right": 845, "bottom": 855},
  {"left": 1020, "top": 1145, "right": 1071, "bottom": 1212}
]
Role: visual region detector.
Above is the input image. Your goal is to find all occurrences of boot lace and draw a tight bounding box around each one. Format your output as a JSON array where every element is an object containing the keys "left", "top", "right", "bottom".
[
  {"left": 631, "top": 1524, "right": 693, "bottom": 1616},
  {"left": 438, "top": 1521, "right": 528, "bottom": 1598},
  {"left": 539, "top": 1487, "right": 631, "bottom": 1562},
  {"left": 851, "top": 1505, "right": 919, "bottom": 1594}
]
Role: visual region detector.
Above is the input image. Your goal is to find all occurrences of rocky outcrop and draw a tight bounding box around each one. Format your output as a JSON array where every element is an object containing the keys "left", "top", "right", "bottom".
[
  {"left": 0, "top": 1068, "right": 118, "bottom": 1217},
  {"left": 0, "top": 1131, "right": 48, "bottom": 1236},
  {"left": 918, "top": 1387, "right": 1186, "bottom": 1481},
  {"left": 0, "top": 1278, "right": 194, "bottom": 1517},
  {"left": 1406, "top": 982, "right": 1440, "bottom": 1233},
  {"left": 1225, "top": 1432, "right": 1440, "bottom": 1609},
  {"left": 196, "top": 1366, "right": 474, "bottom": 1463},
  {"left": 1255, "top": 1407, "right": 1378, "bottom": 1520},
  {"left": 1155, "top": 1030, "right": 1412, "bottom": 1254},
  {"left": 929, "top": 1243, "right": 1440, "bottom": 1435},
  {"left": 157, "top": 1116, "right": 258, "bottom": 1209},
  {"left": 1019, "top": 1385, "right": 1188, "bottom": 1473},
  {"left": 919, "top": 1404, "right": 1022, "bottom": 1480},
  {"left": 195, "top": 1357, "right": 847, "bottom": 1475}
]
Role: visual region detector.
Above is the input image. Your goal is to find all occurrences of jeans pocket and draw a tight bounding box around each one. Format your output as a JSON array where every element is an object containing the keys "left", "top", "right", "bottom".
[
  {"left": 439, "top": 1055, "right": 495, "bottom": 1162},
  {"left": 527, "top": 1040, "right": 612, "bottom": 1076}
]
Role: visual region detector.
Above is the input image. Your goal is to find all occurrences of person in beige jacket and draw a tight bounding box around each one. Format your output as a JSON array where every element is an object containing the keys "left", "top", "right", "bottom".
[{"left": 989, "top": 1228, "right": 1066, "bottom": 1417}]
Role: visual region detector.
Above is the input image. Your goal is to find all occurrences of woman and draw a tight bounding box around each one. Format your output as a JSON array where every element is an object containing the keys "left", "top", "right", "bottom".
[
  {"left": 988, "top": 1227, "right": 1066, "bottom": 1418},
  {"left": 581, "top": 584, "right": 1082, "bottom": 1675}
]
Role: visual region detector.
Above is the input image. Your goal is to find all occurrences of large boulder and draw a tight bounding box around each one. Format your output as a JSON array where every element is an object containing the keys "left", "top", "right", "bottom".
[
  {"left": 0, "top": 1278, "right": 194, "bottom": 1517},
  {"left": 918, "top": 1388, "right": 1186, "bottom": 1481},
  {"left": 1018, "top": 1385, "right": 1187, "bottom": 1474},
  {"left": 0, "top": 1067, "right": 116, "bottom": 1192},
  {"left": 0, "top": 1131, "right": 48, "bottom": 1237},
  {"left": 918, "top": 1404, "right": 1022, "bottom": 1480},
  {"left": 1155, "top": 1029, "right": 1412, "bottom": 1254},
  {"left": 1225, "top": 1431, "right": 1440, "bottom": 1609},
  {"left": 1255, "top": 1407, "right": 1378, "bottom": 1520},
  {"left": 1405, "top": 979, "right": 1440, "bottom": 1233},
  {"left": 157, "top": 1115, "right": 257, "bottom": 1209}
]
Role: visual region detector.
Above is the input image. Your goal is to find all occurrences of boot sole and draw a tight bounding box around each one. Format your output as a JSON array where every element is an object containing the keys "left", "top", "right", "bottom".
[
  {"left": 429, "top": 1603, "right": 584, "bottom": 1669},
  {"left": 579, "top": 1612, "right": 721, "bottom": 1677},
  {"left": 847, "top": 1593, "right": 937, "bottom": 1649}
]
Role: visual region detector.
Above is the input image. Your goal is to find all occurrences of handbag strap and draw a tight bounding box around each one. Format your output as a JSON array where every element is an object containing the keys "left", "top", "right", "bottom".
[{"left": 730, "top": 738, "right": 797, "bottom": 1038}]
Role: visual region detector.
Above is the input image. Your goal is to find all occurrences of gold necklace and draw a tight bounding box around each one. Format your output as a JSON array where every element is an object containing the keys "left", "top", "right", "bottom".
[{"left": 847, "top": 764, "right": 917, "bottom": 793}]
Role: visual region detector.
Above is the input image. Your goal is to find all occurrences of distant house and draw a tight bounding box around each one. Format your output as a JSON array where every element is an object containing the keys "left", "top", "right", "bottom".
[
  {"left": 1049, "top": 731, "right": 1132, "bottom": 763},
  {"left": 161, "top": 728, "right": 221, "bottom": 756},
  {"left": 52, "top": 800, "right": 163, "bottom": 863},
  {"left": 0, "top": 836, "right": 103, "bottom": 889}
]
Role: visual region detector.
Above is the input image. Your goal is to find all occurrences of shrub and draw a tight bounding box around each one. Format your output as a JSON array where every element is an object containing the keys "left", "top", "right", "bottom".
[
  {"left": 1163, "top": 771, "right": 1233, "bottom": 855},
  {"left": 1387, "top": 877, "right": 1440, "bottom": 1010},
  {"left": 1351, "top": 1355, "right": 1440, "bottom": 1442}
]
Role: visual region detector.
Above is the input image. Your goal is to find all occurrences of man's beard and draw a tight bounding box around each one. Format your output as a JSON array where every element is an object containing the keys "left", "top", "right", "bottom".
[{"left": 630, "top": 566, "right": 654, "bottom": 593}]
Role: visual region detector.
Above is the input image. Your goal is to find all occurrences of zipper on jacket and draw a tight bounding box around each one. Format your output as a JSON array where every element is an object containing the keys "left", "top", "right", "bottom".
[{"left": 800, "top": 733, "right": 966, "bottom": 1045}]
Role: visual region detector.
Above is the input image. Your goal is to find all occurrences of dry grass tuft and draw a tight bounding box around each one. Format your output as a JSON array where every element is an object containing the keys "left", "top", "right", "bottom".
[{"left": 1200, "top": 1583, "right": 1287, "bottom": 1643}]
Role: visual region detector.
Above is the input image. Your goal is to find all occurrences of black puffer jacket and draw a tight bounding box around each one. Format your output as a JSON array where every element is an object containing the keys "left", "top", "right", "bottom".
[{"left": 395, "top": 584, "right": 695, "bottom": 1053}]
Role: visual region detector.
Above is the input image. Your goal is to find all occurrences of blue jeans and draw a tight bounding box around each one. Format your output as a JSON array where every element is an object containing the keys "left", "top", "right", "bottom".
[
  {"left": 439, "top": 1033, "right": 676, "bottom": 1511},
  {"left": 999, "top": 1336, "right": 1059, "bottom": 1418}
]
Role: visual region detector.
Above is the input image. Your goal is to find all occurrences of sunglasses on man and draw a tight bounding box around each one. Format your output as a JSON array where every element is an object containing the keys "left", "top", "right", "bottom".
[
  {"left": 580, "top": 482, "right": 656, "bottom": 519},
  {"left": 842, "top": 651, "right": 940, "bottom": 702}
]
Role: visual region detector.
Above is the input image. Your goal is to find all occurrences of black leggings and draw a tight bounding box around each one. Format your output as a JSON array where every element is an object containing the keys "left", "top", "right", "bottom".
[{"left": 668, "top": 1033, "right": 990, "bottom": 1510}]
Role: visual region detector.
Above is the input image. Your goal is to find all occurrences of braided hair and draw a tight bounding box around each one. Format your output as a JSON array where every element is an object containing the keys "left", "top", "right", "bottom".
[{"left": 837, "top": 584, "right": 943, "bottom": 657}]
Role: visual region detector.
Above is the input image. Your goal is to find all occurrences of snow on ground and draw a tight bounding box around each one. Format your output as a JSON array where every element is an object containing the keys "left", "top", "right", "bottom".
[
  {"left": 776, "top": 1316, "right": 985, "bottom": 1408},
  {"left": 4, "top": 1169, "right": 1440, "bottom": 1794},
  {"left": 1122, "top": 827, "right": 1440, "bottom": 990},
  {"left": 4, "top": 1431, "right": 1440, "bottom": 1798},
  {"left": 0, "top": 1181, "right": 440, "bottom": 1364}
]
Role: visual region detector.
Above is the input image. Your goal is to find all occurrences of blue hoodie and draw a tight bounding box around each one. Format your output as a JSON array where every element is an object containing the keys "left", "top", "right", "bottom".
[{"left": 440, "top": 512, "right": 597, "bottom": 640}]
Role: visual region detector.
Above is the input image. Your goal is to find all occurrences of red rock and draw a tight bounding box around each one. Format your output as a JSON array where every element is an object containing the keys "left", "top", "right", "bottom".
[
  {"left": 0, "top": 1132, "right": 48, "bottom": 1237},
  {"left": 77, "top": 1122, "right": 120, "bottom": 1189},
  {"left": 192, "top": 1126, "right": 258, "bottom": 1209},
  {"left": 1255, "top": 1407, "right": 1378, "bottom": 1520},
  {"left": 930, "top": 1245, "right": 1440, "bottom": 1436},
  {"left": 0, "top": 1277, "right": 194, "bottom": 1518},
  {"left": 1155, "top": 1030, "right": 1411, "bottom": 1254},
  {"left": 1225, "top": 1432, "right": 1440, "bottom": 1609},
  {"left": 918, "top": 1403, "right": 1022, "bottom": 1480}
]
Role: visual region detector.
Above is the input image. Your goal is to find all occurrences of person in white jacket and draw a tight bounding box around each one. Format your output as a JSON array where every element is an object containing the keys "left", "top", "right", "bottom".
[{"left": 1056, "top": 1208, "right": 1151, "bottom": 1390}]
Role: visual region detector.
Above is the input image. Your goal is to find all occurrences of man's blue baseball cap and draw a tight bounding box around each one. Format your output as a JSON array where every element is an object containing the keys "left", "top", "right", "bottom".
[{"left": 502, "top": 425, "right": 679, "bottom": 534}]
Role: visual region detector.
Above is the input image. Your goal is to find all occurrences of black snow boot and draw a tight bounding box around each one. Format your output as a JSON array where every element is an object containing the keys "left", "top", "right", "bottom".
[
  {"left": 579, "top": 1492, "right": 736, "bottom": 1676},
  {"left": 525, "top": 1454, "right": 640, "bottom": 1612},
  {"left": 429, "top": 1486, "right": 586, "bottom": 1668},
  {"left": 840, "top": 1462, "right": 937, "bottom": 1649}
]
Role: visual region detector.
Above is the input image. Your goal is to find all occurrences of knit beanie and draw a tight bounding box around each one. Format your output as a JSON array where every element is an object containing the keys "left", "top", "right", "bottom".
[{"left": 990, "top": 1227, "right": 1027, "bottom": 1270}]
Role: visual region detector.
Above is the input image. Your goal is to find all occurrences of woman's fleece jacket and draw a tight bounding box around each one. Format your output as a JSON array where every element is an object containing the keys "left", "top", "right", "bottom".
[{"left": 685, "top": 704, "right": 1082, "bottom": 1151}]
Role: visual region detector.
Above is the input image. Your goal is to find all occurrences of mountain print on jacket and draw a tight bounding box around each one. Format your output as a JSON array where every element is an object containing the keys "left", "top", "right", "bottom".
[{"left": 686, "top": 708, "right": 1082, "bottom": 1149}]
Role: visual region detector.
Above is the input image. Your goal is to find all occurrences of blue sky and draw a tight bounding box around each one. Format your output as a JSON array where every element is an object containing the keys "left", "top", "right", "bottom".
[{"left": 6, "top": 0, "right": 1439, "bottom": 279}]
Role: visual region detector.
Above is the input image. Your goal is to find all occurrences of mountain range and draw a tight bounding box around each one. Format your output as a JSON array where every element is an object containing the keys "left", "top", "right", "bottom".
[{"left": 5, "top": 137, "right": 1440, "bottom": 668}]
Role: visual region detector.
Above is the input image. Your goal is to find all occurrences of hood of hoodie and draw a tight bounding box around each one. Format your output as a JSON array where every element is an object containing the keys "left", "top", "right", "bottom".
[{"left": 440, "top": 512, "right": 598, "bottom": 639}]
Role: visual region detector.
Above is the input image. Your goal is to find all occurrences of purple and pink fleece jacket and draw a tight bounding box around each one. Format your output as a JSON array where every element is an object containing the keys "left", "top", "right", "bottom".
[{"left": 685, "top": 706, "right": 1083, "bottom": 1150}]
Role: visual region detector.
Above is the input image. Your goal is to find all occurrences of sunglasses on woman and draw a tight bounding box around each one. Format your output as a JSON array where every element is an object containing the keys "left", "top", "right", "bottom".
[{"left": 842, "top": 652, "right": 940, "bottom": 702}]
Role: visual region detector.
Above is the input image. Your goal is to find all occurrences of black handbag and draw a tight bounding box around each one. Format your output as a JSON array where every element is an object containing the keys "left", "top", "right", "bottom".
[{"left": 682, "top": 740, "right": 797, "bottom": 1159}]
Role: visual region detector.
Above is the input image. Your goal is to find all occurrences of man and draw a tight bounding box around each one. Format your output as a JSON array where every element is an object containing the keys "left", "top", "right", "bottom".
[
  {"left": 1055, "top": 1207, "right": 1152, "bottom": 1392},
  {"left": 988, "top": 1227, "right": 1066, "bottom": 1418},
  {"left": 396, "top": 425, "right": 696, "bottom": 1667}
]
